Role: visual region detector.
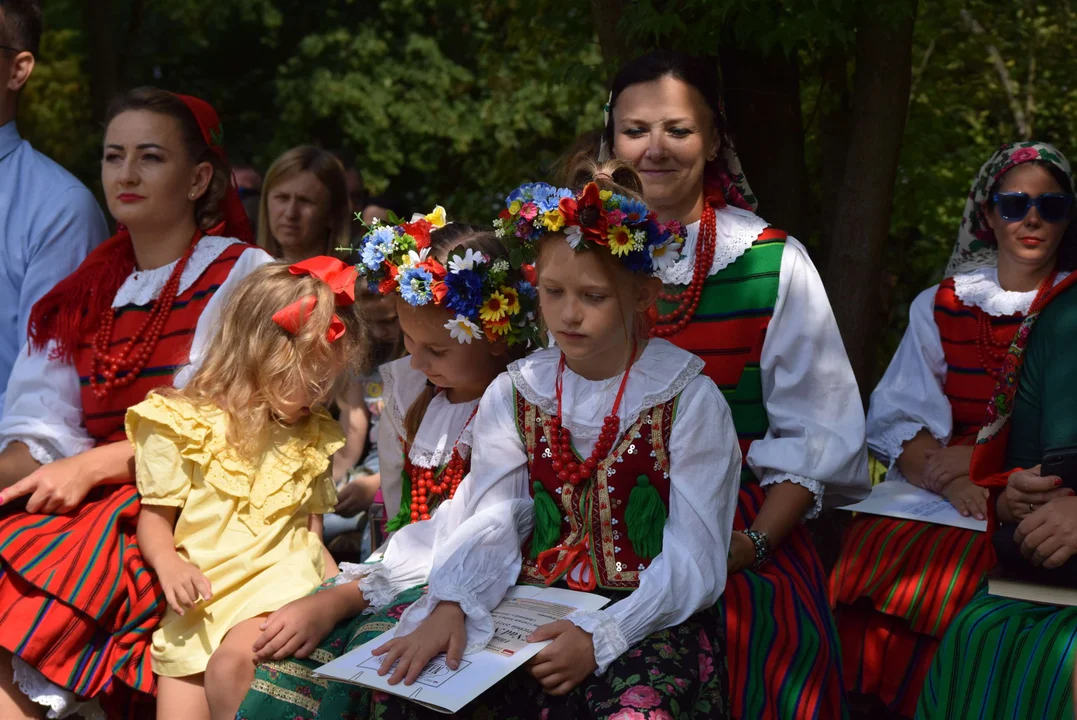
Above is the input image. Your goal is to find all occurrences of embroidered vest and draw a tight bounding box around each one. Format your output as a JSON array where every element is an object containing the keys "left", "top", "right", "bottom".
[
  {"left": 933, "top": 278, "right": 1024, "bottom": 444},
  {"left": 515, "top": 390, "right": 676, "bottom": 591},
  {"left": 74, "top": 243, "right": 250, "bottom": 445},
  {"left": 657, "top": 230, "right": 786, "bottom": 479}
]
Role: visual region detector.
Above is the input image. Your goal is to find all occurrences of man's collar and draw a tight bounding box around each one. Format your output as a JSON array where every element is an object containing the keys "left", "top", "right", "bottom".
[{"left": 0, "top": 121, "right": 21, "bottom": 163}]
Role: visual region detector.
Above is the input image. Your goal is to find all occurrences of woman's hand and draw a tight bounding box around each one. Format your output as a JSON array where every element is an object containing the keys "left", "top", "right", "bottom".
[
  {"left": 1004, "top": 465, "right": 1074, "bottom": 522},
  {"left": 157, "top": 555, "right": 212, "bottom": 615},
  {"left": 525, "top": 620, "right": 597, "bottom": 696},
  {"left": 941, "top": 476, "right": 989, "bottom": 520},
  {"left": 921, "top": 446, "right": 974, "bottom": 493},
  {"left": 1015, "top": 496, "right": 1077, "bottom": 568},
  {"left": 728, "top": 531, "right": 755, "bottom": 574},
  {"left": 372, "top": 601, "right": 467, "bottom": 685},
  {"left": 0, "top": 455, "right": 95, "bottom": 514},
  {"left": 253, "top": 594, "right": 342, "bottom": 662}
]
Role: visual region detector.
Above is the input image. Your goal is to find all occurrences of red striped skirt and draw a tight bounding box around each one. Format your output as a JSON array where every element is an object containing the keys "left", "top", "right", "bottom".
[
  {"left": 724, "top": 483, "right": 847, "bottom": 720},
  {"left": 0, "top": 484, "right": 162, "bottom": 712},
  {"left": 829, "top": 515, "right": 994, "bottom": 715}
]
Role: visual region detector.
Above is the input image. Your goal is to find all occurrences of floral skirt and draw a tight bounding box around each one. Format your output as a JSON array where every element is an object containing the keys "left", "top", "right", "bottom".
[{"left": 238, "top": 586, "right": 729, "bottom": 720}]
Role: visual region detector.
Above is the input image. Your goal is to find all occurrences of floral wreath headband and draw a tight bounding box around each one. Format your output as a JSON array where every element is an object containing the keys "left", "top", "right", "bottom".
[
  {"left": 493, "top": 181, "right": 687, "bottom": 275},
  {"left": 354, "top": 207, "right": 540, "bottom": 346}
]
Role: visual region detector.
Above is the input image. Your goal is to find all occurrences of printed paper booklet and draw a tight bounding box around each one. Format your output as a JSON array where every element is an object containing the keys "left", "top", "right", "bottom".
[
  {"left": 838, "top": 480, "right": 987, "bottom": 532},
  {"left": 314, "top": 585, "right": 610, "bottom": 713}
]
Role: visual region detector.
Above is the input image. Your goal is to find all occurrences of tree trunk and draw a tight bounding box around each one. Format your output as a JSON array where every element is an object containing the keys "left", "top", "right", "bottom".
[
  {"left": 719, "top": 47, "right": 814, "bottom": 241},
  {"left": 590, "top": 0, "right": 631, "bottom": 73},
  {"left": 817, "top": 51, "right": 852, "bottom": 270},
  {"left": 83, "top": 0, "right": 117, "bottom": 125},
  {"left": 824, "top": 2, "right": 918, "bottom": 394}
]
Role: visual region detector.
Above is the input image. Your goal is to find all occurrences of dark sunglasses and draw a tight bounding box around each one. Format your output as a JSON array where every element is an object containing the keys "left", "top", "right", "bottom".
[{"left": 992, "top": 191, "right": 1074, "bottom": 223}]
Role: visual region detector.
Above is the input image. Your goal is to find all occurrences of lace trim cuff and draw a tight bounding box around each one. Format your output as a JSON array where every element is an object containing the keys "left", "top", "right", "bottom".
[
  {"left": 759, "top": 471, "right": 825, "bottom": 520},
  {"left": 564, "top": 609, "right": 629, "bottom": 676},
  {"left": 428, "top": 587, "right": 494, "bottom": 655},
  {"left": 0, "top": 437, "right": 58, "bottom": 465},
  {"left": 334, "top": 563, "right": 397, "bottom": 610}
]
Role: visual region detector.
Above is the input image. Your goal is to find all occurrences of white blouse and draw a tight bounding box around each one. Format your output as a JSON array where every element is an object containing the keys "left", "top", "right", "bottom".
[
  {"left": 336, "top": 356, "right": 481, "bottom": 609},
  {"left": 389, "top": 339, "right": 742, "bottom": 675},
  {"left": 658, "top": 206, "right": 869, "bottom": 516},
  {"left": 867, "top": 267, "right": 1069, "bottom": 482},
  {"left": 0, "top": 237, "right": 272, "bottom": 464},
  {"left": 1, "top": 236, "right": 271, "bottom": 720}
]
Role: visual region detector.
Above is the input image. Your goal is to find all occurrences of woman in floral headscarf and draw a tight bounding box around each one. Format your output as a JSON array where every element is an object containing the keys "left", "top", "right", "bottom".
[
  {"left": 601, "top": 50, "right": 869, "bottom": 720},
  {"left": 830, "top": 141, "right": 1077, "bottom": 717}
]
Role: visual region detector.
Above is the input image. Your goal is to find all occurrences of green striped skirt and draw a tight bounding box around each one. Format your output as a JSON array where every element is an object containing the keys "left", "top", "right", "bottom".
[
  {"left": 916, "top": 586, "right": 1077, "bottom": 719},
  {"left": 236, "top": 583, "right": 426, "bottom": 720}
]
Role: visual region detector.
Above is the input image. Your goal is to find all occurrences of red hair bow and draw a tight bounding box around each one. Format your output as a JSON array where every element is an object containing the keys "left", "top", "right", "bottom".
[{"left": 272, "top": 256, "right": 358, "bottom": 343}]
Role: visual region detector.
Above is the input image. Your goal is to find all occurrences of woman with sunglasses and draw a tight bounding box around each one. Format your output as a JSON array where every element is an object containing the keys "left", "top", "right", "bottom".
[{"left": 830, "top": 141, "right": 1076, "bottom": 717}]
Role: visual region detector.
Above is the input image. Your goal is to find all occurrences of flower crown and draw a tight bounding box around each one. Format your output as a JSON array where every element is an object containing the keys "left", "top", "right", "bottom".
[
  {"left": 493, "top": 181, "right": 686, "bottom": 274},
  {"left": 354, "top": 207, "right": 539, "bottom": 346}
]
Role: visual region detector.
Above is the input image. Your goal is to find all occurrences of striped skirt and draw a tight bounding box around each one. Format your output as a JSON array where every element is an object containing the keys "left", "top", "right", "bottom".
[
  {"left": 830, "top": 515, "right": 994, "bottom": 716},
  {"left": 917, "top": 586, "right": 1077, "bottom": 719},
  {"left": 725, "top": 483, "right": 848, "bottom": 720},
  {"left": 0, "top": 485, "right": 162, "bottom": 711}
]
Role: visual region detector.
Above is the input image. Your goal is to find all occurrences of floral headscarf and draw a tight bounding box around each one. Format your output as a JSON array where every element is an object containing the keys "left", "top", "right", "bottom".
[
  {"left": 598, "top": 92, "right": 758, "bottom": 213},
  {"left": 946, "top": 141, "right": 1072, "bottom": 275}
]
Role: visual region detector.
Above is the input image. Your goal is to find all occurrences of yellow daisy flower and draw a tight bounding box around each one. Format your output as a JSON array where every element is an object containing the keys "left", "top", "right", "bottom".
[
  {"left": 479, "top": 292, "right": 509, "bottom": 322},
  {"left": 484, "top": 316, "right": 511, "bottom": 337},
  {"left": 499, "top": 285, "right": 521, "bottom": 314},
  {"left": 607, "top": 225, "right": 634, "bottom": 256}
]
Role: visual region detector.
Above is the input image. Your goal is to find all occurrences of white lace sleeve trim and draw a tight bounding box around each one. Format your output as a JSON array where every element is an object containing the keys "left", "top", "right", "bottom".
[
  {"left": 111, "top": 236, "right": 245, "bottom": 308},
  {"left": 873, "top": 422, "right": 936, "bottom": 468},
  {"left": 952, "top": 267, "right": 1072, "bottom": 317},
  {"left": 11, "top": 656, "right": 106, "bottom": 720},
  {"left": 759, "top": 471, "right": 825, "bottom": 519},
  {"left": 564, "top": 609, "right": 630, "bottom": 676},
  {"left": 0, "top": 437, "right": 58, "bottom": 465},
  {"left": 656, "top": 206, "right": 770, "bottom": 285}
]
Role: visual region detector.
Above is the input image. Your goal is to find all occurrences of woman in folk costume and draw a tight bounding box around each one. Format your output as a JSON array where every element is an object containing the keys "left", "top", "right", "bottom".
[
  {"left": 365, "top": 160, "right": 741, "bottom": 719},
  {"left": 599, "top": 50, "right": 868, "bottom": 719},
  {"left": 915, "top": 162, "right": 1077, "bottom": 720},
  {"left": 830, "top": 142, "right": 1077, "bottom": 716},
  {"left": 235, "top": 214, "right": 540, "bottom": 720},
  {"left": 0, "top": 87, "right": 268, "bottom": 719}
]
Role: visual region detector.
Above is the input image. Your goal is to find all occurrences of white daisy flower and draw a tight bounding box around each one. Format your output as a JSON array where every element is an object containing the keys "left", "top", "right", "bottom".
[
  {"left": 399, "top": 247, "right": 431, "bottom": 270},
  {"left": 649, "top": 239, "right": 683, "bottom": 271},
  {"left": 444, "top": 315, "right": 482, "bottom": 344},
  {"left": 448, "top": 248, "right": 487, "bottom": 273},
  {"left": 565, "top": 225, "right": 584, "bottom": 249}
]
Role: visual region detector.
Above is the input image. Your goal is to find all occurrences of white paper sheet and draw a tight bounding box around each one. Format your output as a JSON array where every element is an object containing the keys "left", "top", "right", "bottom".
[
  {"left": 314, "top": 585, "right": 610, "bottom": 713},
  {"left": 837, "top": 480, "right": 987, "bottom": 532}
]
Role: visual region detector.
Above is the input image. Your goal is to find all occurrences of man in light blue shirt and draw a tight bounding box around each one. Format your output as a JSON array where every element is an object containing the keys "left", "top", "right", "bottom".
[{"left": 0, "top": 0, "right": 108, "bottom": 407}]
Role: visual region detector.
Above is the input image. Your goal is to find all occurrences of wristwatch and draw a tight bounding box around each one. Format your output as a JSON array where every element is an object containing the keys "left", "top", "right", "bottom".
[{"left": 740, "top": 529, "right": 771, "bottom": 570}]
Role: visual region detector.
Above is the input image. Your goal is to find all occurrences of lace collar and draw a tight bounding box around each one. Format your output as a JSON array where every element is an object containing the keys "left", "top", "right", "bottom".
[
  {"left": 952, "top": 267, "right": 1072, "bottom": 317},
  {"left": 507, "top": 338, "right": 703, "bottom": 438},
  {"left": 112, "top": 236, "right": 245, "bottom": 308},
  {"left": 381, "top": 357, "right": 480, "bottom": 469},
  {"left": 655, "top": 206, "right": 770, "bottom": 285}
]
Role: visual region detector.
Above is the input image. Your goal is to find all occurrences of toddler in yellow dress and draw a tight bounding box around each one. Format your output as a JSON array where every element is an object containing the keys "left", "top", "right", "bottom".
[{"left": 127, "top": 258, "right": 365, "bottom": 720}]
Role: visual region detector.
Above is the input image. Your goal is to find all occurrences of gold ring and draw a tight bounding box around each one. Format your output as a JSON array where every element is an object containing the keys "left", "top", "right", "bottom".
[{"left": 1029, "top": 503, "right": 1036, "bottom": 512}]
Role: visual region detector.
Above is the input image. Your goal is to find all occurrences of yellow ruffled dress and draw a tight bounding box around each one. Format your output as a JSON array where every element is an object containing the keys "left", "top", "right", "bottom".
[{"left": 125, "top": 394, "right": 344, "bottom": 677}]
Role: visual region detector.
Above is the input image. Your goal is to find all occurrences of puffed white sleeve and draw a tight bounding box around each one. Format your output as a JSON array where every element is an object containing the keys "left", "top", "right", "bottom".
[
  {"left": 865, "top": 285, "right": 950, "bottom": 480},
  {"left": 563, "top": 377, "right": 741, "bottom": 674},
  {"left": 0, "top": 344, "right": 92, "bottom": 463},
  {"left": 748, "top": 238, "right": 870, "bottom": 516},
  {"left": 391, "top": 372, "right": 533, "bottom": 653},
  {"left": 173, "top": 246, "right": 273, "bottom": 389}
]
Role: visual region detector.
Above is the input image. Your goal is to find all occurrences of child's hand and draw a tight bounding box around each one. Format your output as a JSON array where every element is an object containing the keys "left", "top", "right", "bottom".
[
  {"left": 372, "top": 601, "right": 467, "bottom": 686},
  {"left": 252, "top": 595, "right": 340, "bottom": 662},
  {"left": 158, "top": 556, "right": 212, "bottom": 616},
  {"left": 525, "top": 620, "right": 597, "bottom": 696}
]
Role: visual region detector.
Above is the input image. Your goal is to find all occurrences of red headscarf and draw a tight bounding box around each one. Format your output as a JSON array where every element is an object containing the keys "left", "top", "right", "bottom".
[{"left": 27, "top": 93, "right": 254, "bottom": 361}]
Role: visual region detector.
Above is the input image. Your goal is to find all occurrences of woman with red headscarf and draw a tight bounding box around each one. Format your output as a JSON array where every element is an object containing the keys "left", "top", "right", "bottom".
[{"left": 0, "top": 87, "right": 270, "bottom": 718}]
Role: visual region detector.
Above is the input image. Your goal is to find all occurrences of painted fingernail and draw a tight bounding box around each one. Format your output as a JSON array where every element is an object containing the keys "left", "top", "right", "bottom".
[
  {"left": 1055, "top": 478, "right": 1063, "bottom": 487},
  {"left": 0, "top": 496, "right": 6, "bottom": 506}
]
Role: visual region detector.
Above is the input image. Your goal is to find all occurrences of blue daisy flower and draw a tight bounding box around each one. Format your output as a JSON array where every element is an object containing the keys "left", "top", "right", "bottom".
[
  {"left": 399, "top": 266, "right": 434, "bottom": 306},
  {"left": 619, "top": 197, "right": 650, "bottom": 223},
  {"left": 516, "top": 279, "right": 537, "bottom": 299},
  {"left": 443, "top": 269, "right": 485, "bottom": 318}
]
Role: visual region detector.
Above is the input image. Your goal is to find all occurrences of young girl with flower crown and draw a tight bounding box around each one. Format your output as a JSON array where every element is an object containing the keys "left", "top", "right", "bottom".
[
  {"left": 128, "top": 258, "right": 364, "bottom": 720},
  {"left": 368, "top": 161, "right": 742, "bottom": 720},
  {"left": 234, "top": 212, "right": 540, "bottom": 720}
]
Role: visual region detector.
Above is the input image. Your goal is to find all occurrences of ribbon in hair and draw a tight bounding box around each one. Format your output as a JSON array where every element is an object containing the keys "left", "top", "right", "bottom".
[{"left": 272, "top": 256, "right": 358, "bottom": 342}]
